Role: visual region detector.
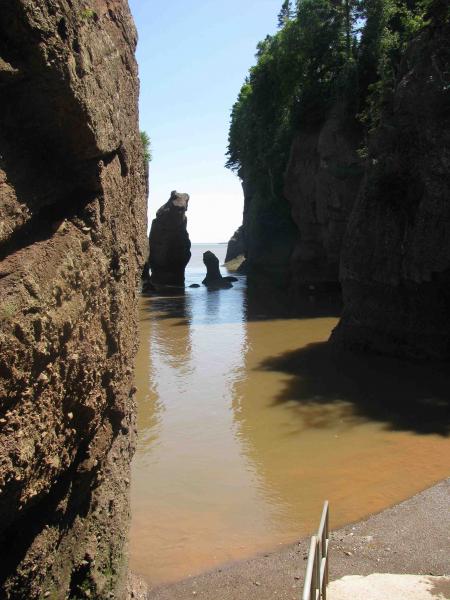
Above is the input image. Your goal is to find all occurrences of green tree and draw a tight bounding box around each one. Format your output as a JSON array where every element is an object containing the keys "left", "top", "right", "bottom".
[
  {"left": 226, "top": 0, "right": 439, "bottom": 212},
  {"left": 140, "top": 131, "right": 152, "bottom": 163},
  {"left": 278, "top": 0, "right": 295, "bottom": 28}
]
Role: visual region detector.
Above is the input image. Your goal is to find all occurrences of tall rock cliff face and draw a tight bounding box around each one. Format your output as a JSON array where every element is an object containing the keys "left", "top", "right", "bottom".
[
  {"left": 332, "top": 16, "right": 450, "bottom": 359},
  {"left": 284, "top": 112, "right": 362, "bottom": 290},
  {"left": 236, "top": 169, "right": 297, "bottom": 293},
  {"left": 228, "top": 112, "right": 361, "bottom": 299},
  {"left": 0, "top": 2, "right": 147, "bottom": 598}
]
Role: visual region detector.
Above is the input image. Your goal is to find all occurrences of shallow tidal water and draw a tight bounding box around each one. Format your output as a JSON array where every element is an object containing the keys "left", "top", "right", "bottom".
[{"left": 130, "top": 244, "right": 450, "bottom": 586}]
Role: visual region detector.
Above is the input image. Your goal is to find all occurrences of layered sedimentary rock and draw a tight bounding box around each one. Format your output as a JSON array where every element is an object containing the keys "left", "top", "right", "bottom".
[
  {"left": 148, "top": 191, "right": 191, "bottom": 287},
  {"left": 332, "top": 15, "right": 450, "bottom": 359},
  {"left": 0, "top": 2, "right": 147, "bottom": 598},
  {"left": 284, "top": 112, "right": 362, "bottom": 289}
]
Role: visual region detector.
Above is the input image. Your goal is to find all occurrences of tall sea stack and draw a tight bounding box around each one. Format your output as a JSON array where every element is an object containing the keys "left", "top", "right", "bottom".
[
  {"left": 0, "top": 2, "right": 147, "bottom": 598},
  {"left": 148, "top": 191, "right": 191, "bottom": 287}
]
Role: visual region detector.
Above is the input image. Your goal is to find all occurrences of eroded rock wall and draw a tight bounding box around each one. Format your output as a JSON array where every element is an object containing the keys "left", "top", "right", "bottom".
[
  {"left": 332, "top": 15, "right": 450, "bottom": 359},
  {"left": 284, "top": 111, "right": 362, "bottom": 290},
  {"left": 240, "top": 170, "right": 297, "bottom": 293},
  {"left": 0, "top": 1, "right": 147, "bottom": 598},
  {"left": 230, "top": 111, "right": 361, "bottom": 304}
]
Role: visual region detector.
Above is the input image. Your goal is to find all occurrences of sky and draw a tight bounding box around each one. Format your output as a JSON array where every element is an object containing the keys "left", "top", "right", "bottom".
[{"left": 128, "top": 0, "right": 281, "bottom": 243}]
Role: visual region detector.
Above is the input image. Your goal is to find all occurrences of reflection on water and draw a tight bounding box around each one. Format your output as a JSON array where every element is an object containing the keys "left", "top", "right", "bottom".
[{"left": 130, "top": 244, "right": 450, "bottom": 586}]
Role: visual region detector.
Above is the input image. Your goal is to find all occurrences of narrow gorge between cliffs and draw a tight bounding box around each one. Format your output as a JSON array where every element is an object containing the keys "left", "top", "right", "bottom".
[{"left": 130, "top": 245, "right": 450, "bottom": 587}]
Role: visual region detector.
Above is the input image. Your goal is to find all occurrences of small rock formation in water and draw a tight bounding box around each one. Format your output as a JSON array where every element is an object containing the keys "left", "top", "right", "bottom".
[
  {"left": 189, "top": 283, "right": 200, "bottom": 288},
  {"left": 148, "top": 191, "right": 191, "bottom": 287},
  {"left": 0, "top": 1, "right": 147, "bottom": 597},
  {"left": 202, "top": 251, "right": 237, "bottom": 288}
]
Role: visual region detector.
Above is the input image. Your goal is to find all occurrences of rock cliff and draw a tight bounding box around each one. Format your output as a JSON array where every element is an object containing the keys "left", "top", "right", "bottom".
[
  {"left": 284, "top": 112, "right": 362, "bottom": 290},
  {"left": 0, "top": 2, "right": 147, "bottom": 598},
  {"left": 225, "top": 226, "right": 245, "bottom": 263},
  {"left": 238, "top": 170, "right": 297, "bottom": 293},
  {"left": 332, "top": 14, "right": 450, "bottom": 359},
  {"left": 229, "top": 111, "right": 361, "bottom": 298},
  {"left": 147, "top": 191, "right": 191, "bottom": 287}
]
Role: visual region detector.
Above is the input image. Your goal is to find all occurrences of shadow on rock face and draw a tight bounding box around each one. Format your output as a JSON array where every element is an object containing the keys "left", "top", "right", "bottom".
[{"left": 258, "top": 342, "right": 450, "bottom": 436}]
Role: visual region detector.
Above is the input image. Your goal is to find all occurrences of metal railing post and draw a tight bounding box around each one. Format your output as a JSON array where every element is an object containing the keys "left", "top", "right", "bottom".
[{"left": 302, "top": 501, "right": 330, "bottom": 600}]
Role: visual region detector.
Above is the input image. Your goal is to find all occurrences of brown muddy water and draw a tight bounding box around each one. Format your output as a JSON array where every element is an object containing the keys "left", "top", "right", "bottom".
[{"left": 130, "top": 244, "right": 450, "bottom": 586}]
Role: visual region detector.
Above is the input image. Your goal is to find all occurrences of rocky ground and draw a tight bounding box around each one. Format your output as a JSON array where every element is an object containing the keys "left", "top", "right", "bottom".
[{"left": 141, "top": 478, "right": 450, "bottom": 600}]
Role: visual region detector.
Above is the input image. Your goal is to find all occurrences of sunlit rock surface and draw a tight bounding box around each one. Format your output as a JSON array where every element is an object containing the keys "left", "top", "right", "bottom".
[{"left": 0, "top": 2, "right": 147, "bottom": 597}]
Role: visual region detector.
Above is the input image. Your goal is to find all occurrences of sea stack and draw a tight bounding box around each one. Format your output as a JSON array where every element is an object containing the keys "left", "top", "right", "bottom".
[
  {"left": 202, "top": 251, "right": 237, "bottom": 288},
  {"left": 148, "top": 191, "right": 191, "bottom": 287}
]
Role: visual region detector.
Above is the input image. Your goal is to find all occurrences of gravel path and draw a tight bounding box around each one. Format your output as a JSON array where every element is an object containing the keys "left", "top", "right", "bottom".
[{"left": 141, "top": 479, "right": 450, "bottom": 600}]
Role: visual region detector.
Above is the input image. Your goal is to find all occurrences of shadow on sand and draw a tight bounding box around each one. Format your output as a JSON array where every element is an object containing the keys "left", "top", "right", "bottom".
[{"left": 259, "top": 342, "right": 450, "bottom": 436}]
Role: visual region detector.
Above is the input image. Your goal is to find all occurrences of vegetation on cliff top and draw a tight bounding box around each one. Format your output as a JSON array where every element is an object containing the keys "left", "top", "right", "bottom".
[
  {"left": 140, "top": 130, "right": 152, "bottom": 163},
  {"left": 226, "top": 0, "right": 446, "bottom": 193}
]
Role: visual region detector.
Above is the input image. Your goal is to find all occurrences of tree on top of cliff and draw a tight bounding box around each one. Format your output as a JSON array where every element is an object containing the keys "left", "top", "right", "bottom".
[
  {"left": 358, "top": 0, "right": 436, "bottom": 132},
  {"left": 226, "top": 0, "right": 437, "bottom": 184},
  {"left": 278, "top": 0, "right": 295, "bottom": 28},
  {"left": 226, "top": 0, "right": 347, "bottom": 180}
]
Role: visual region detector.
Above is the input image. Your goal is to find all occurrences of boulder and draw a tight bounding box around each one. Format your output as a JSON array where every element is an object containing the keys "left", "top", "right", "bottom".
[{"left": 148, "top": 191, "right": 191, "bottom": 287}]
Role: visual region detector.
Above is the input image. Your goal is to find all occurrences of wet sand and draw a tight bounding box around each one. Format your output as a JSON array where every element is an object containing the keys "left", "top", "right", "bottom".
[{"left": 144, "top": 478, "right": 450, "bottom": 600}]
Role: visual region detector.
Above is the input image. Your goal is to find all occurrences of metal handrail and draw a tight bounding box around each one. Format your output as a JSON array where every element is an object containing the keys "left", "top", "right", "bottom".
[{"left": 302, "top": 501, "right": 329, "bottom": 600}]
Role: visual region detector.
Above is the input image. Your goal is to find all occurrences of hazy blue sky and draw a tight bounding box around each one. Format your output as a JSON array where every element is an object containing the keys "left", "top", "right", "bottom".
[{"left": 128, "top": 0, "right": 281, "bottom": 242}]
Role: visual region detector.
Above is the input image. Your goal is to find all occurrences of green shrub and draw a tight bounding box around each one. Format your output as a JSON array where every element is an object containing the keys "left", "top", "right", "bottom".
[
  {"left": 140, "top": 131, "right": 152, "bottom": 164},
  {"left": 80, "top": 8, "right": 96, "bottom": 20}
]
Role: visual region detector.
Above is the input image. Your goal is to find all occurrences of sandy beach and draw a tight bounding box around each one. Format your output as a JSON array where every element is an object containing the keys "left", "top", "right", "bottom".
[{"left": 142, "top": 478, "right": 450, "bottom": 600}]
